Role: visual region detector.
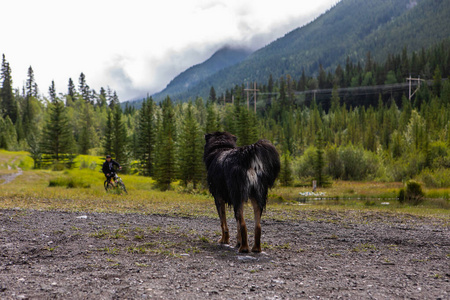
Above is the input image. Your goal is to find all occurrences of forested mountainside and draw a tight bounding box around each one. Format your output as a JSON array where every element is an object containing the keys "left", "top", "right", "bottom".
[{"left": 161, "top": 0, "right": 450, "bottom": 102}]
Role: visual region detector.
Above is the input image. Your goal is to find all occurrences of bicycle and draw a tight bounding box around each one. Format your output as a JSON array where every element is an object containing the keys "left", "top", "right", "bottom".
[{"left": 104, "top": 173, "right": 128, "bottom": 194}]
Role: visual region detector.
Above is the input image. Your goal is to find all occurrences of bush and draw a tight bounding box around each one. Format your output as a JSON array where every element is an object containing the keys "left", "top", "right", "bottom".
[
  {"left": 295, "top": 146, "right": 316, "bottom": 179},
  {"left": 52, "top": 162, "right": 66, "bottom": 171},
  {"left": 338, "top": 145, "right": 380, "bottom": 180},
  {"left": 419, "top": 168, "right": 450, "bottom": 188},
  {"left": 402, "top": 180, "right": 425, "bottom": 205},
  {"left": 325, "top": 145, "right": 343, "bottom": 179}
]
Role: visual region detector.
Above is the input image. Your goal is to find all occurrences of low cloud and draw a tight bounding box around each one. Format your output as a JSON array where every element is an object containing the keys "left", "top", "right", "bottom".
[{"left": 100, "top": 1, "right": 337, "bottom": 101}]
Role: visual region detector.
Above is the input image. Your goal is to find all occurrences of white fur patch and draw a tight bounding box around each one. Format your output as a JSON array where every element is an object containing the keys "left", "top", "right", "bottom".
[
  {"left": 252, "top": 156, "right": 264, "bottom": 175},
  {"left": 247, "top": 169, "right": 258, "bottom": 186},
  {"left": 247, "top": 156, "right": 264, "bottom": 186}
]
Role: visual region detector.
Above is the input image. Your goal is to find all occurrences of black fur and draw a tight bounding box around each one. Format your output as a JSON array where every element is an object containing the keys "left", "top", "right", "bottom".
[{"left": 203, "top": 131, "right": 280, "bottom": 252}]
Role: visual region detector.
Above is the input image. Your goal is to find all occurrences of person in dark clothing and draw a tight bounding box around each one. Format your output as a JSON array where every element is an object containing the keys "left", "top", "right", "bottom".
[{"left": 102, "top": 155, "right": 122, "bottom": 186}]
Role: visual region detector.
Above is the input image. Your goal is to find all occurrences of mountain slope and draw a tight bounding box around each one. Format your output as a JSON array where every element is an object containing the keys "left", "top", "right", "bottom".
[
  {"left": 151, "top": 46, "right": 252, "bottom": 102},
  {"left": 171, "top": 0, "right": 450, "bottom": 101}
]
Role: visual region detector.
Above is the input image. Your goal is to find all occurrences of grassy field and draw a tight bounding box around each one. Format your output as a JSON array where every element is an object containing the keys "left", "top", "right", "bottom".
[{"left": 0, "top": 150, "right": 449, "bottom": 221}]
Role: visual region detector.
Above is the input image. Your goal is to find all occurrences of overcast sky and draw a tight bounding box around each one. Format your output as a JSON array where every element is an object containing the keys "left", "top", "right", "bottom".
[{"left": 1, "top": 0, "right": 338, "bottom": 101}]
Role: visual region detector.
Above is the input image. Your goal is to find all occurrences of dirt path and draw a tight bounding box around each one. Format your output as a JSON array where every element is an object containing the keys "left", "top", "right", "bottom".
[
  {"left": 0, "top": 209, "right": 448, "bottom": 299},
  {"left": 0, "top": 160, "right": 23, "bottom": 185}
]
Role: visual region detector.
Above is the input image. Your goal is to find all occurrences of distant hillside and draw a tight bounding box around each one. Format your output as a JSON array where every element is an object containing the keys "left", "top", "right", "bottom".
[
  {"left": 168, "top": 0, "right": 450, "bottom": 101},
  {"left": 148, "top": 46, "right": 252, "bottom": 102}
]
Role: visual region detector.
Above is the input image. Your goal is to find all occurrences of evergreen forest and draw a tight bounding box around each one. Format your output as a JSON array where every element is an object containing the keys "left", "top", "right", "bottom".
[{"left": 1, "top": 40, "right": 450, "bottom": 190}]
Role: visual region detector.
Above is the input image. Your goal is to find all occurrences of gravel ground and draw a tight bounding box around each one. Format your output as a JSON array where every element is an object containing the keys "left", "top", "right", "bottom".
[{"left": 0, "top": 208, "right": 449, "bottom": 299}]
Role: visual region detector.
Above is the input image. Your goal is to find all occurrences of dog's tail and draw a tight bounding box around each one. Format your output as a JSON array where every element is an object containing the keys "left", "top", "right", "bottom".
[
  {"left": 253, "top": 140, "right": 280, "bottom": 188},
  {"left": 243, "top": 140, "right": 280, "bottom": 212}
]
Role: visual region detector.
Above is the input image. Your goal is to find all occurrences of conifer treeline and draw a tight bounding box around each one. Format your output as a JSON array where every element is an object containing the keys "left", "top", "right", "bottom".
[{"left": 1, "top": 41, "right": 450, "bottom": 189}]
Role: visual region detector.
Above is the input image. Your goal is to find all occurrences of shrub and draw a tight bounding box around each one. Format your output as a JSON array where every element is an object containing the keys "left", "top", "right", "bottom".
[
  {"left": 52, "top": 162, "right": 65, "bottom": 171},
  {"left": 404, "top": 180, "right": 425, "bottom": 205},
  {"left": 295, "top": 146, "right": 316, "bottom": 179},
  {"left": 419, "top": 168, "right": 450, "bottom": 188},
  {"left": 338, "top": 144, "right": 380, "bottom": 181},
  {"left": 325, "top": 145, "right": 343, "bottom": 179}
]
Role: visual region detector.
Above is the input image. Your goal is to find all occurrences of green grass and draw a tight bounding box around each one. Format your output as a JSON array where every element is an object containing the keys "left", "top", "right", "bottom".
[{"left": 0, "top": 150, "right": 34, "bottom": 171}]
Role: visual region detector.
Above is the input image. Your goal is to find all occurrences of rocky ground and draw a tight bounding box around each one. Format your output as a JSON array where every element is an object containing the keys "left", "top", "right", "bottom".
[{"left": 0, "top": 208, "right": 449, "bottom": 299}]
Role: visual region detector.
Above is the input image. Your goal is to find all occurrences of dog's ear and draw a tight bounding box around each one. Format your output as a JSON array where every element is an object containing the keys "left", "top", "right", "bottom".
[
  {"left": 232, "top": 135, "right": 237, "bottom": 142},
  {"left": 205, "top": 133, "right": 212, "bottom": 141}
]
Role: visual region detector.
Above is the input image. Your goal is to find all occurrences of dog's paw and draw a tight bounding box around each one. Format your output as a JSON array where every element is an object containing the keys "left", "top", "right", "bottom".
[
  {"left": 251, "top": 246, "right": 262, "bottom": 253},
  {"left": 238, "top": 246, "right": 250, "bottom": 253},
  {"left": 218, "top": 238, "right": 230, "bottom": 244}
]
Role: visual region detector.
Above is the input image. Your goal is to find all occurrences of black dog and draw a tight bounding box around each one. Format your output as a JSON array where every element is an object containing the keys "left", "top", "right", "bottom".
[{"left": 203, "top": 132, "right": 280, "bottom": 253}]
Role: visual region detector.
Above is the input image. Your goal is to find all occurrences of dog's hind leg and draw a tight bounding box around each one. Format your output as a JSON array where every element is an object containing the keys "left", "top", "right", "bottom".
[
  {"left": 215, "top": 198, "right": 230, "bottom": 244},
  {"left": 235, "top": 204, "right": 249, "bottom": 253},
  {"left": 250, "top": 198, "right": 262, "bottom": 253}
]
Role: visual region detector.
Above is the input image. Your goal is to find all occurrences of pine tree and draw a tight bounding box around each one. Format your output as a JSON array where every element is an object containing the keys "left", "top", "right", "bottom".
[
  {"left": 103, "top": 109, "right": 113, "bottom": 156},
  {"left": 1, "top": 55, "right": 18, "bottom": 124},
  {"left": 154, "top": 96, "right": 177, "bottom": 190},
  {"left": 49, "top": 80, "right": 56, "bottom": 102},
  {"left": 0, "top": 116, "right": 18, "bottom": 150},
  {"left": 205, "top": 102, "right": 220, "bottom": 133},
  {"left": 330, "top": 85, "right": 341, "bottom": 113},
  {"left": 278, "top": 76, "right": 287, "bottom": 109},
  {"left": 109, "top": 91, "right": 119, "bottom": 109},
  {"left": 298, "top": 69, "right": 307, "bottom": 91},
  {"left": 179, "top": 101, "right": 204, "bottom": 188},
  {"left": 111, "top": 105, "right": 128, "bottom": 167},
  {"left": 137, "top": 96, "right": 156, "bottom": 176},
  {"left": 313, "top": 131, "right": 329, "bottom": 187},
  {"left": 67, "top": 78, "right": 76, "bottom": 106},
  {"left": 79, "top": 73, "right": 90, "bottom": 103},
  {"left": 27, "top": 132, "right": 42, "bottom": 169},
  {"left": 26, "top": 66, "right": 38, "bottom": 98},
  {"left": 318, "top": 64, "right": 327, "bottom": 89},
  {"left": 40, "top": 94, "right": 74, "bottom": 164},
  {"left": 98, "top": 87, "right": 107, "bottom": 107},
  {"left": 209, "top": 86, "right": 217, "bottom": 103},
  {"left": 433, "top": 65, "right": 442, "bottom": 97},
  {"left": 279, "top": 150, "right": 293, "bottom": 186},
  {"left": 78, "top": 100, "right": 95, "bottom": 154},
  {"left": 234, "top": 101, "right": 257, "bottom": 146}
]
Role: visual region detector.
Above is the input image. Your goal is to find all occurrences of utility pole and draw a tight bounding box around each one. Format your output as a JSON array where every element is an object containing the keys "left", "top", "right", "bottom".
[
  {"left": 254, "top": 82, "right": 257, "bottom": 114},
  {"left": 407, "top": 76, "right": 425, "bottom": 100},
  {"left": 244, "top": 82, "right": 259, "bottom": 113}
]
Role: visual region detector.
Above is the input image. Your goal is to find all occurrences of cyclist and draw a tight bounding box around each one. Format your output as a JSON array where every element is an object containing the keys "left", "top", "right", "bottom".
[{"left": 102, "top": 155, "right": 122, "bottom": 186}]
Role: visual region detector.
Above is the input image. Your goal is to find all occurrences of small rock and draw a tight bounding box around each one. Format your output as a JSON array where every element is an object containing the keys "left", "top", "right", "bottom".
[
  {"left": 238, "top": 256, "right": 256, "bottom": 261},
  {"left": 76, "top": 215, "right": 88, "bottom": 219},
  {"left": 272, "top": 279, "right": 285, "bottom": 284}
]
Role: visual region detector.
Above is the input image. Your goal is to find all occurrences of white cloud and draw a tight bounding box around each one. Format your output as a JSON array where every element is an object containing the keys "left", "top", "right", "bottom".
[{"left": 1, "top": 0, "right": 338, "bottom": 101}]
